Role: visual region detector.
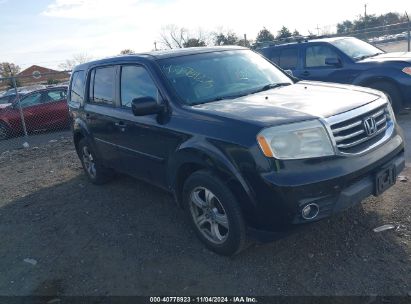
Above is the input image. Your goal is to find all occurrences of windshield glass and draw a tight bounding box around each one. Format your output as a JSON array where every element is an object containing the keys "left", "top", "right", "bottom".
[
  {"left": 159, "top": 50, "right": 292, "bottom": 105},
  {"left": 331, "top": 37, "right": 384, "bottom": 60}
]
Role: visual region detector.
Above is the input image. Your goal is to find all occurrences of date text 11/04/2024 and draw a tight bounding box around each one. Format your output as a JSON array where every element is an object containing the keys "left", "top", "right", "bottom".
[{"left": 149, "top": 297, "right": 258, "bottom": 303}]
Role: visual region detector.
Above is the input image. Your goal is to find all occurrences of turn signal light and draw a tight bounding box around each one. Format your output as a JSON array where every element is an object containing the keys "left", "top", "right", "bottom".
[{"left": 402, "top": 67, "right": 411, "bottom": 76}]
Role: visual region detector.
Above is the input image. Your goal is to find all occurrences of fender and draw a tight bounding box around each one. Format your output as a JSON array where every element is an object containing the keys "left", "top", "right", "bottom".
[
  {"left": 352, "top": 67, "right": 402, "bottom": 87},
  {"left": 167, "top": 135, "right": 257, "bottom": 209},
  {"left": 72, "top": 117, "right": 102, "bottom": 159}
]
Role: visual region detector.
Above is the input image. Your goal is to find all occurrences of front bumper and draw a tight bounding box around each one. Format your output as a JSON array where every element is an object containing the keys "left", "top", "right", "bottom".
[
  {"left": 292, "top": 149, "right": 405, "bottom": 224},
  {"left": 245, "top": 131, "right": 405, "bottom": 232}
]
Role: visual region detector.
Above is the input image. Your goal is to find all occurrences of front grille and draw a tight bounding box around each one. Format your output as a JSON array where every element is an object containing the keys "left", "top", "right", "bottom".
[{"left": 330, "top": 105, "right": 389, "bottom": 154}]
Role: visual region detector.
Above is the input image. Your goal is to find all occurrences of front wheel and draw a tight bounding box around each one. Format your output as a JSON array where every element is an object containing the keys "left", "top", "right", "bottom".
[
  {"left": 368, "top": 81, "right": 403, "bottom": 113},
  {"left": 183, "top": 170, "right": 247, "bottom": 256}
]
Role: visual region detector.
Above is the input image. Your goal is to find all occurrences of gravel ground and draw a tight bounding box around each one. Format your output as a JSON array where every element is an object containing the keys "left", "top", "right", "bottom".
[{"left": 0, "top": 116, "right": 410, "bottom": 296}]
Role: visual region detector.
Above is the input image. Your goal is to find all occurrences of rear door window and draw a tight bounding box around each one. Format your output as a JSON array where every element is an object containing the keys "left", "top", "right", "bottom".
[
  {"left": 279, "top": 48, "right": 298, "bottom": 69},
  {"left": 90, "top": 66, "right": 115, "bottom": 105}
]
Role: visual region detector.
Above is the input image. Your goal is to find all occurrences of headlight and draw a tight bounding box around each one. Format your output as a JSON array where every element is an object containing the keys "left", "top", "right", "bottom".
[
  {"left": 402, "top": 67, "right": 411, "bottom": 76},
  {"left": 386, "top": 98, "right": 396, "bottom": 123},
  {"left": 257, "top": 120, "right": 335, "bottom": 160}
]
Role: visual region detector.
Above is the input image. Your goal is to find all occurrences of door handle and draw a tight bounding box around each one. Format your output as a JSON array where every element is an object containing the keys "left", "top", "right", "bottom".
[{"left": 301, "top": 71, "right": 310, "bottom": 77}]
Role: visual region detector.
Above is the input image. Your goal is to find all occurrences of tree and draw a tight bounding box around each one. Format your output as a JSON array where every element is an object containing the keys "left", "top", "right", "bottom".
[
  {"left": 214, "top": 31, "right": 239, "bottom": 46},
  {"left": 0, "top": 62, "right": 21, "bottom": 88},
  {"left": 276, "top": 26, "right": 292, "bottom": 39},
  {"left": 120, "top": 49, "right": 135, "bottom": 55},
  {"left": 183, "top": 38, "right": 206, "bottom": 48},
  {"left": 159, "top": 24, "right": 188, "bottom": 49},
  {"left": 292, "top": 29, "right": 301, "bottom": 37},
  {"left": 58, "top": 53, "right": 93, "bottom": 70},
  {"left": 256, "top": 27, "right": 275, "bottom": 43}
]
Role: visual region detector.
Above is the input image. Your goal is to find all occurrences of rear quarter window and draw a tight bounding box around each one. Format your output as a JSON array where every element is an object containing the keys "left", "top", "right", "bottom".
[{"left": 69, "top": 71, "right": 85, "bottom": 107}]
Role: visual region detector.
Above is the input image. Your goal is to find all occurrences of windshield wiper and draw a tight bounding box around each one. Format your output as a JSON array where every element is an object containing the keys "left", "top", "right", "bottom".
[
  {"left": 193, "top": 83, "right": 292, "bottom": 105},
  {"left": 251, "top": 82, "right": 291, "bottom": 94},
  {"left": 355, "top": 52, "right": 384, "bottom": 60}
]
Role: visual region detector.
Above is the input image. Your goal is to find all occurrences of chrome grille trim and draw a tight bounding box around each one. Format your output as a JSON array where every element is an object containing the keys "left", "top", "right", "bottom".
[
  {"left": 323, "top": 98, "right": 394, "bottom": 155},
  {"left": 336, "top": 124, "right": 387, "bottom": 149}
]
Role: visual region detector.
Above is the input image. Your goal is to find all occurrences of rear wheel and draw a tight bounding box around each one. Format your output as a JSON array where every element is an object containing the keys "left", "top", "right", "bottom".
[
  {"left": 368, "top": 81, "right": 403, "bottom": 113},
  {"left": 78, "top": 138, "right": 113, "bottom": 184},
  {"left": 183, "top": 170, "right": 247, "bottom": 256}
]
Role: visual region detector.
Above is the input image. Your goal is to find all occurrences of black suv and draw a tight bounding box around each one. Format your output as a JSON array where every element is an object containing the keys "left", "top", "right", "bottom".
[{"left": 68, "top": 47, "right": 405, "bottom": 255}]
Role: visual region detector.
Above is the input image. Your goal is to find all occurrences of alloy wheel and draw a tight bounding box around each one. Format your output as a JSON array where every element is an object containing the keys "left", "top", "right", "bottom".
[
  {"left": 82, "top": 146, "right": 96, "bottom": 178},
  {"left": 189, "top": 186, "right": 229, "bottom": 244}
]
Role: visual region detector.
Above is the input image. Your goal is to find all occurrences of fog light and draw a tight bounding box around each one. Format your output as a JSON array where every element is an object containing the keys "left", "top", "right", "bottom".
[{"left": 301, "top": 203, "right": 320, "bottom": 220}]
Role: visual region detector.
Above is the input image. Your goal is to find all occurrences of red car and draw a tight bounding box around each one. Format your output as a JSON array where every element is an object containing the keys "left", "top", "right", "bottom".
[{"left": 0, "top": 87, "right": 69, "bottom": 140}]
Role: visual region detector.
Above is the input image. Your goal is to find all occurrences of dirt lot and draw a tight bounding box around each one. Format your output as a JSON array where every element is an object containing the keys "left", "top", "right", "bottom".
[{"left": 0, "top": 115, "right": 410, "bottom": 296}]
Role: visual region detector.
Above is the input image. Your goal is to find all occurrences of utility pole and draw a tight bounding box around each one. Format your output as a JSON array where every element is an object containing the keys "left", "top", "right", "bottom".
[
  {"left": 364, "top": 3, "right": 368, "bottom": 40},
  {"left": 154, "top": 41, "right": 157, "bottom": 51},
  {"left": 7, "top": 64, "right": 29, "bottom": 147},
  {"left": 244, "top": 34, "right": 247, "bottom": 47},
  {"left": 406, "top": 12, "right": 410, "bottom": 52},
  {"left": 316, "top": 25, "right": 320, "bottom": 36}
]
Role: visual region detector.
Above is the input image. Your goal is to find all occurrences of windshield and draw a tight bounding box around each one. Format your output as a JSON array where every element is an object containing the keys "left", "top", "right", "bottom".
[
  {"left": 159, "top": 50, "right": 293, "bottom": 105},
  {"left": 331, "top": 37, "right": 384, "bottom": 60}
]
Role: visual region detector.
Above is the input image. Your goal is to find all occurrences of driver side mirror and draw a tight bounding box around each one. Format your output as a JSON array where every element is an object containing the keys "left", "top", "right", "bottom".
[
  {"left": 131, "top": 97, "right": 165, "bottom": 116},
  {"left": 325, "top": 57, "right": 342, "bottom": 67}
]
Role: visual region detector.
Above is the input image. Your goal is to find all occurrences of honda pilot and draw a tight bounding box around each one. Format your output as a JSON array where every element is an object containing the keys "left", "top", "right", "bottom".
[{"left": 68, "top": 47, "right": 405, "bottom": 255}]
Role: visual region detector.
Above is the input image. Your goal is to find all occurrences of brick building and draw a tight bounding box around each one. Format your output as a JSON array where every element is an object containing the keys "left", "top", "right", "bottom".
[{"left": 17, "top": 65, "right": 70, "bottom": 86}]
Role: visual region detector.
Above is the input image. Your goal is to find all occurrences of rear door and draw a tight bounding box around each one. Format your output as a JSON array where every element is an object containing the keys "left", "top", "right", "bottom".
[{"left": 84, "top": 66, "right": 120, "bottom": 167}]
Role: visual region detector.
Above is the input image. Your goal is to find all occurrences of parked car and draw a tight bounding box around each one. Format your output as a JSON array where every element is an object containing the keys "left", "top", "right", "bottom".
[
  {"left": 0, "top": 86, "right": 68, "bottom": 140},
  {"left": 256, "top": 37, "right": 411, "bottom": 112},
  {"left": 68, "top": 47, "right": 405, "bottom": 255}
]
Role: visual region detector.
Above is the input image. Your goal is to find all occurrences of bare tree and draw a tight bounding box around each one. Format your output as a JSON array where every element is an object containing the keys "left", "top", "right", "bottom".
[
  {"left": 159, "top": 25, "right": 189, "bottom": 49},
  {"left": 58, "top": 53, "right": 93, "bottom": 70}
]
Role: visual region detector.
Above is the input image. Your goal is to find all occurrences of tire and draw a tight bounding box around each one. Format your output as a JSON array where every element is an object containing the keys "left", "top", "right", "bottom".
[
  {"left": 368, "top": 81, "right": 403, "bottom": 113},
  {"left": 182, "top": 170, "right": 247, "bottom": 256},
  {"left": 77, "top": 138, "right": 114, "bottom": 185},
  {"left": 0, "top": 122, "right": 10, "bottom": 140}
]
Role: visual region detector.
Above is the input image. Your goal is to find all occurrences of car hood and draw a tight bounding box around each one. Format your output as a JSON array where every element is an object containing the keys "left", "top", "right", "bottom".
[
  {"left": 359, "top": 52, "right": 411, "bottom": 63},
  {"left": 190, "top": 81, "right": 382, "bottom": 127}
]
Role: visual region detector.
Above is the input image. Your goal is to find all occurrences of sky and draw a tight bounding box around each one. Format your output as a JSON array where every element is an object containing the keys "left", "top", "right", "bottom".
[{"left": 0, "top": 0, "right": 410, "bottom": 70}]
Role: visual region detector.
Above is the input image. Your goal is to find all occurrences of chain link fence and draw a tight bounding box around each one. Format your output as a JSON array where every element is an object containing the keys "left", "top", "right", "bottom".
[
  {"left": 252, "top": 21, "right": 411, "bottom": 52},
  {"left": 0, "top": 70, "right": 71, "bottom": 152}
]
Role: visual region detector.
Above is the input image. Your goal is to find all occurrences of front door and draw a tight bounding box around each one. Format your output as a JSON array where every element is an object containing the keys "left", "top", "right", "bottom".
[
  {"left": 114, "top": 64, "right": 181, "bottom": 188},
  {"left": 298, "top": 44, "right": 346, "bottom": 83}
]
